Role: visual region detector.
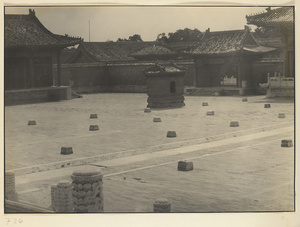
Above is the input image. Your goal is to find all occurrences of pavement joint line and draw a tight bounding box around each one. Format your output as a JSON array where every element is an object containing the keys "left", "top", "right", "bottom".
[
  {"left": 96, "top": 130, "right": 292, "bottom": 167},
  {"left": 10, "top": 123, "right": 293, "bottom": 176},
  {"left": 104, "top": 136, "right": 291, "bottom": 178}
]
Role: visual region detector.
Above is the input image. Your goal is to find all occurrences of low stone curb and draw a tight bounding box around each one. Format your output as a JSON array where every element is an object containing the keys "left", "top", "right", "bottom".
[{"left": 11, "top": 122, "right": 293, "bottom": 176}]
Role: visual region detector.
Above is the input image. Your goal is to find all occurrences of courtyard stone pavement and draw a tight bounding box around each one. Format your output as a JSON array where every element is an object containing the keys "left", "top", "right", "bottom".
[{"left": 4, "top": 93, "right": 295, "bottom": 212}]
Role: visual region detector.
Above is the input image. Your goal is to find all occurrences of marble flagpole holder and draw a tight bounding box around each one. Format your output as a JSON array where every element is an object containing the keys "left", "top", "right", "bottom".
[{"left": 71, "top": 170, "right": 104, "bottom": 213}]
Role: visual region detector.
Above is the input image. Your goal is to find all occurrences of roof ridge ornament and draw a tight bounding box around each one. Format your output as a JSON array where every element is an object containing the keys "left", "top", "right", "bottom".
[{"left": 29, "top": 9, "right": 35, "bottom": 16}]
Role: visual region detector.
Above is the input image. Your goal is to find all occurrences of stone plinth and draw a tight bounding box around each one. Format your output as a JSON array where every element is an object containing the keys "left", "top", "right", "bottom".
[
  {"left": 230, "top": 121, "right": 239, "bottom": 127},
  {"left": 153, "top": 198, "right": 171, "bottom": 213},
  {"left": 178, "top": 161, "right": 194, "bottom": 171},
  {"left": 264, "top": 104, "right": 271, "bottom": 108},
  {"left": 71, "top": 170, "right": 103, "bottom": 213},
  {"left": 28, "top": 120, "right": 36, "bottom": 125},
  {"left": 61, "top": 147, "right": 73, "bottom": 155},
  {"left": 90, "top": 114, "right": 98, "bottom": 119},
  {"left": 5, "top": 171, "right": 18, "bottom": 201},
  {"left": 144, "top": 108, "right": 151, "bottom": 113},
  {"left": 89, "top": 125, "right": 99, "bottom": 131},
  {"left": 278, "top": 113, "right": 286, "bottom": 118},
  {"left": 167, "top": 131, "right": 177, "bottom": 138},
  {"left": 153, "top": 117, "right": 161, "bottom": 122},
  {"left": 206, "top": 110, "right": 214, "bottom": 116},
  {"left": 281, "top": 140, "right": 293, "bottom": 147}
]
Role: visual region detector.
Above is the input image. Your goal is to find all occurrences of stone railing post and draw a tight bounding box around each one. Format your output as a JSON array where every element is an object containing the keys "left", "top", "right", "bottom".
[
  {"left": 5, "top": 171, "right": 18, "bottom": 201},
  {"left": 51, "top": 184, "right": 58, "bottom": 211}
]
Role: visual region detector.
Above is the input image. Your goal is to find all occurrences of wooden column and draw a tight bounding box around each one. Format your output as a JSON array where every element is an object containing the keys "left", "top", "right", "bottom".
[
  {"left": 22, "top": 61, "right": 27, "bottom": 88},
  {"left": 289, "top": 51, "right": 295, "bottom": 77},
  {"left": 49, "top": 56, "right": 54, "bottom": 86},
  {"left": 193, "top": 58, "right": 199, "bottom": 87},
  {"left": 57, "top": 49, "right": 62, "bottom": 86},
  {"left": 282, "top": 26, "right": 294, "bottom": 77},
  {"left": 237, "top": 64, "right": 242, "bottom": 88},
  {"left": 283, "top": 49, "right": 290, "bottom": 77},
  {"left": 28, "top": 57, "right": 34, "bottom": 88}
]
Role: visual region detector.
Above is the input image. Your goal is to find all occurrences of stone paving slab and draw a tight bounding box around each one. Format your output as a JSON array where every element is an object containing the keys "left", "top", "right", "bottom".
[
  {"left": 5, "top": 94, "right": 294, "bottom": 171},
  {"left": 5, "top": 94, "right": 295, "bottom": 213},
  {"left": 14, "top": 126, "right": 294, "bottom": 212},
  {"left": 10, "top": 122, "right": 293, "bottom": 175}
]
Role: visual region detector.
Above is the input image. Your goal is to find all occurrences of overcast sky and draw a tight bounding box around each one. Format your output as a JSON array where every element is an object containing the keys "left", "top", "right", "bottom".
[{"left": 5, "top": 6, "right": 277, "bottom": 42}]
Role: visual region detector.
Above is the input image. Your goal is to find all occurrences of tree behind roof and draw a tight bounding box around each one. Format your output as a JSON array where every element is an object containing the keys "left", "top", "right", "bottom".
[{"left": 156, "top": 28, "right": 203, "bottom": 42}]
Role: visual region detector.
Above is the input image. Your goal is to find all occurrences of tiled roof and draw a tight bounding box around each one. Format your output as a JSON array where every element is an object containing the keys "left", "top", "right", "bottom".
[
  {"left": 5, "top": 10, "right": 81, "bottom": 49},
  {"left": 246, "top": 7, "right": 293, "bottom": 27},
  {"left": 70, "top": 41, "right": 159, "bottom": 63},
  {"left": 167, "top": 42, "right": 200, "bottom": 53},
  {"left": 243, "top": 46, "right": 276, "bottom": 53},
  {"left": 190, "top": 28, "right": 249, "bottom": 55},
  {"left": 252, "top": 35, "right": 283, "bottom": 48},
  {"left": 129, "top": 44, "right": 177, "bottom": 58},
  {"left": 189, "top": 27, "right": 275, "bottom": 56},
  {"left": 67, "top": 40, "right": 205, "bottom": 63},
  {"left": 144, "top": 63, "right": 185, "bottom": 74}
]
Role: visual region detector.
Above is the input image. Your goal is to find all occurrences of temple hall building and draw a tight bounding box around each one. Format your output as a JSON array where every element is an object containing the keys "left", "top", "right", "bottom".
[
  {"left": 188, "top": 26, "right": 276, "bottom": 95},
  {"left": 4, "top": 9, "right": 81, "bottom": 105},
  {"left": 246, "top": 6, "right": 294, "bottom": 98}
]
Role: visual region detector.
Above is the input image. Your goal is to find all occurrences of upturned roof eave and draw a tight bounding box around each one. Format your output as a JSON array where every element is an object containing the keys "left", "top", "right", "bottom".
[
  {"left": 5, "top": 42, "right": 80, "bottom": 50},
  {"left": 246, "top": 21, "right": 294, "bottom": 28},
  {"left": 187, "top": 49, "right": 241, "bottom": 57},
  {"left": 246, "top": 7, "right": 294, "bottom": 28},
  {"left": 129, "top": 53, "right": 178, "bottom": 58},
  {"left": 5, "top": 11, "right": 82, "bottom": 48},
  {"left": 242, "top": 46, "right": 277, "bottom": 54},
  {"left": 144, "top": 71, "right": 185, "bottom": 76}
]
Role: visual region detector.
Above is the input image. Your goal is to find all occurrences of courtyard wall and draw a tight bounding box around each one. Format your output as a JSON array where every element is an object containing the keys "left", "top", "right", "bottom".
[{"left": 53, "top": 60, "right": 195, "bottom": 93}]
